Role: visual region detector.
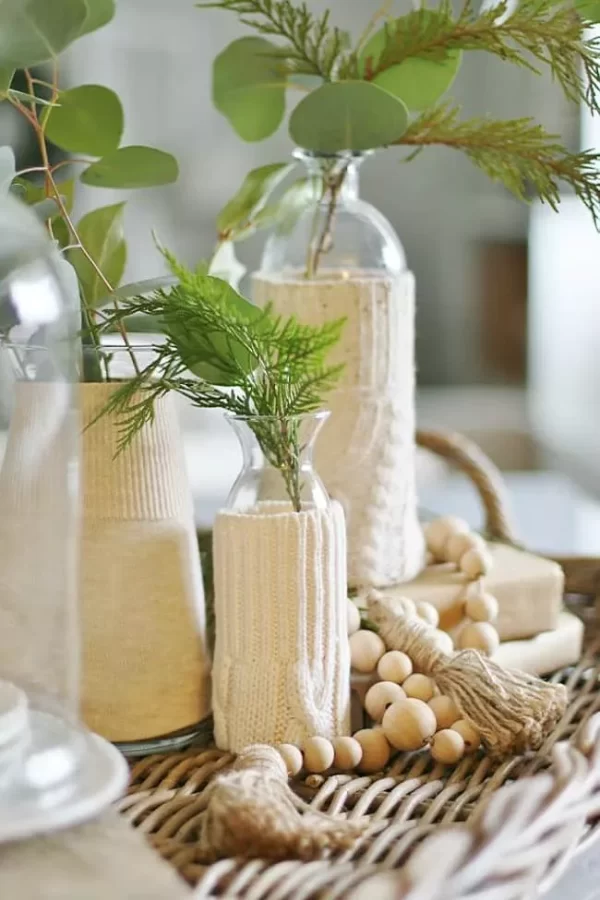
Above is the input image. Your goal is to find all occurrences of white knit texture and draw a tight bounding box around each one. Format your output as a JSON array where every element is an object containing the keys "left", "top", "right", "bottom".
[
  {"left": 212, "top": 501, "right": 350, "bottom": 752},
  {"left": 253, "top": 272, "right": 425, "bottom": 588}
]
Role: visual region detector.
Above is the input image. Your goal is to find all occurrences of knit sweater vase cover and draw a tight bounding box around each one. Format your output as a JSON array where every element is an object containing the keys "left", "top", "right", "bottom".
[
  {"left": 212, "top": 501, "right": 350, "bottom": 752},
  {"left": 253, "top": 271, "right": 425, "bottom": 589}
]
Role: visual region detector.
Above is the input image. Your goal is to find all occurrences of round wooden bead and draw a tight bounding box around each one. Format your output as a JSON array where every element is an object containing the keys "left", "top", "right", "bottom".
[
  {"left": 354, "top": 728, "right": 391, "bottom": 773},
  {"left": 347, "top": 598, "right": 361, "bottom": 635},
  {"left": 276, "top": 743, "right": 304, "bottom": 776},
  {"left": 460, "top": 548, "right": 493, "bottom": 579},
  {"left": 465, "top": 591, "right": 499, "bottom": 623},
  {"left": 424, "top": 517, "right": 470, "bottom": 558},
  {"left": 382, "top": 698, "right": 437, "bottom": 751},
  {"left": 415, "top": 601, "right": 439, "bottom": 628},
  {"left": 445, "top": 532, "right": 486, "bottom": 564},
  {"left": 431, "top": 729, "right": 465, "bottom": 764},
  {"left": 364, "top": 681, "right": 406, "bottom": 722},
  {"left": 403, "top": 674, "right": 435, "bottom": 702},
  {"left": 451, "top": 719, "right": 481, "bottom": 753},
  {"left": 457, "top": 621, "right": 500, "bottom": 656},
  {"left": 377, "top": 650, "right": 413, "bottom": 684},
  {"left": 431, "top": 629, "right": 454, "bottom": 655},
  {"left": 428, "top": 695, "right": 460, "bottom": 730},
  {"left": 333, "top": 736, "right": 363, "bottom": 770},
  {"left": 350, "top": 629, "right": 386, "bottom": 673},
  {"left": 303, "top": 737, "right": 334, "bottom": 773}
]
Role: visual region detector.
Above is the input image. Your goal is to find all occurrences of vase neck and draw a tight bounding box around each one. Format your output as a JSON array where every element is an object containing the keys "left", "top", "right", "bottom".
[{"left": 294, "top": 150, "right": 369, "bottom": 203}]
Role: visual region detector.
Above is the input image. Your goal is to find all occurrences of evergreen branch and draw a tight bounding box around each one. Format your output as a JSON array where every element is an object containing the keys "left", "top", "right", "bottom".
[
  {"left": 396, "top": 105, "right": 600, "bottom": 225},
  {"left": 369, "top": 0, "right": 600, "bottom": 113},
  {"left": 197, "top": 0, "right": 346, "bottom": 77},
  {"left": 98, "top": 255, "right": 345, "bottom": 508}
]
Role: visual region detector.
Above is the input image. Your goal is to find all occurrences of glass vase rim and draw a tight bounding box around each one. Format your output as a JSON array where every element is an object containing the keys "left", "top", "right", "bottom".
[
  {"left": 292, "top": 148, "right": 376, "bottom": 163},
  {"left": 225, "top": 409, "right": 330, "bottom": 424}
]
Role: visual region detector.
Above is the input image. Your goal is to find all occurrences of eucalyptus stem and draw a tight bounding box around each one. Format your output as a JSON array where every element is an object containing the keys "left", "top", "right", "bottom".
[
  {"left": 12, "top": 70, "right": 141, "bottom": 380},
  {"left": 305, "top": 164, "right": 348, "bottom": 279}
]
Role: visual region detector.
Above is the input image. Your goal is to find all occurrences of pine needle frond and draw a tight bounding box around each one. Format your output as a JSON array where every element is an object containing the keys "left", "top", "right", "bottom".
[
  {"left": 396, "top": 105, "right": 600, "bottom": 224},
  {"left": 98, "top": 256, "right": 345, "bottom": 507},
  {"left": 197, "top": 0, "right": 347, "bottom": 78},
  {"left": 367, "top": 0, "right": 600, "bottom": 113}
]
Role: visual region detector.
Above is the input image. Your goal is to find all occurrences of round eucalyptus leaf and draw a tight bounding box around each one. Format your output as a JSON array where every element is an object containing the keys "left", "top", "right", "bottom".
[
  {"left": 0, "top": 0, "right": 88, "bottom": 68},
  {"left": 81, "top": 146, "right": 179, "bottom": 189},
  {"left": 165, "top": 276, "right": 262, "bottom": 385},
  {"left": 68, "top": 202, "right": 127, "bottom": 306},
  {"left": 78, "top": 0, "right": 116, "bottom": 36},
  {"left": 359, "top": 14, "right": 462, "bottom": 111},
  {"left": 289, "top": 81, "right": 408, "bottom": 153},
  {"left": 213, "top": 37, "right": 286, "bottom": 142},
  {"left": 217, "top": 162, "right": 294, "bottom": 236},
  {"left": 0, "top": 68, "right": 14, "bottom": 96},
  {"left": 0, "top": 147, "right": 15, "bottom": 195},
  {"left": 45, "top": 85, "right": 123, "bottom": 156},
  {"left": 577, "top": 0, "right": 600, "bottom": 20}
]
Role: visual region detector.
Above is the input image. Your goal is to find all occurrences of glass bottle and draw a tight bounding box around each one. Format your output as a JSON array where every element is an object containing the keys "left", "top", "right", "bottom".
[
  {"left": 0, "top": 195, "right": 127, "bottom": 834},
  {"left": 226, "top": 411, "right": 330, "bottom": 513},
  {"left": 261, "top": 149, "right": 406, "bottom": 279},
  {"left": 255, "top": 150, "right": 426, "bottom": 589}
]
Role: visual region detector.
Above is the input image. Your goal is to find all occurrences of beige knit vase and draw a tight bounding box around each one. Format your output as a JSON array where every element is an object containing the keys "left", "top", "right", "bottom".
[
  {"left": 81, "top": 384, "right": 210, "bottom": 742},
  {"left": 253, "top": 272, "right": 425, "bottom": 589},
  {"left": 212, "top": 500, "right": 350, "bottom": 752}
]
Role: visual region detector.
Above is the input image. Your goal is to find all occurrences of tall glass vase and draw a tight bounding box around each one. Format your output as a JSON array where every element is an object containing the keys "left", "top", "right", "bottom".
[
  {"left": 254, "top": 150, "right": 425, "bottom": 590},
  {"left": 212, "top": 413, "right": 350, "bottom": 752}
]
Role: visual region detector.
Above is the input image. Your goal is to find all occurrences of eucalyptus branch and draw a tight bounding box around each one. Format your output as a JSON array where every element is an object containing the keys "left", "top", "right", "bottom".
[
  {"left": 198, "top": 0, "right": 346, "bottom": 78},
  {"left": 395, "top": 105, "right": 600, "bottom": 224},
  {"left": 368, "top": 0, "right": 600, "bottom": 113}
]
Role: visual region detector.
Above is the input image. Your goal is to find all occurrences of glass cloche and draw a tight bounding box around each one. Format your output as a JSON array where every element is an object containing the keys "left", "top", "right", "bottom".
[{"left": 0, "top": 196, "right": 126, "bottom": 841}]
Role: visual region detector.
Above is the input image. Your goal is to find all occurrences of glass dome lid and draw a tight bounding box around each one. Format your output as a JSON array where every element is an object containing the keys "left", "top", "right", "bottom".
[{"left": 0, "top": 195, "right": 127, "bottom": 841}]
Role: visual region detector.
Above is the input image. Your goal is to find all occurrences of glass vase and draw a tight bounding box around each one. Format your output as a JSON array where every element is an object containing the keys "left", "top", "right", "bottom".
[
  {"left": 0, "top": 196, "right": 127, "bottom": 836},
  {"left": 254, "top": 150, "right": 425, "bottom": 589},
  {"left": 212, "top": 411, "right": 350, "bottom": 751},
  {"left": 225, "top": 411, "right": 330, "bottom": 513}
]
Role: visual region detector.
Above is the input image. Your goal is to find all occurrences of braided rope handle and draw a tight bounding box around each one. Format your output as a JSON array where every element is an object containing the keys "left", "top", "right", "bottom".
[{"left": 416, "top": 429, "right": 516, "bottom": 543}]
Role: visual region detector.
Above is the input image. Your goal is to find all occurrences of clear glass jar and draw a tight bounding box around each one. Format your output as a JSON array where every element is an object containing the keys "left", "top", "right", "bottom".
[
  {"left": 226, "top": 411, "right": 330, "bottom": 513},
  {"left": 261, "top": 149, "right": 406, "bottom": 279},
  {"left": 0, "top": 196, "right": 126, "bottom": 838}
]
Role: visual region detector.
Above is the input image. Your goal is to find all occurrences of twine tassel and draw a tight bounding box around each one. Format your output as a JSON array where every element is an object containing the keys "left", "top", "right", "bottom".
[
  {"left": 198, "top": 745, "right": 367, "bottom": 862},
  {"left": 368, "top": 596, "right": 568, "bottom": 757}
]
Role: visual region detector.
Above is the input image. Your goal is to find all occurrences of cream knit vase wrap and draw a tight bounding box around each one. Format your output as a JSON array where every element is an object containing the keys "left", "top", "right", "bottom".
[
  {"left": 212, "top": 501, "right": 350, "bottom": 752},
  {"left": 81, "top": 384, "right": 210, "bottom": 742},
  {"left": 253, "top": 271, "right": 425, "bottom": 589}
]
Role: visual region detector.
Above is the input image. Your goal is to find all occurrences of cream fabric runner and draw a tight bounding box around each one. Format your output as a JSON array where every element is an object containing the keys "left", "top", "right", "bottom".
[{"left": 0, "top": 812, "right": 190, "bottom": 899}]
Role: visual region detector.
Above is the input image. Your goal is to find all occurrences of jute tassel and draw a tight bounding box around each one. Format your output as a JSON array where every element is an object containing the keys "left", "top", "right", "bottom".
[
  {"left": 198, "top": 745, "right": 367, "bottom": 862},
  {"left": 368, "top": 595, "right": 568, "bottom": 756}
]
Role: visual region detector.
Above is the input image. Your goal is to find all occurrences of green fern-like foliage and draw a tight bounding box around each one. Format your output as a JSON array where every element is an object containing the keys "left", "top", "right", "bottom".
[
  {"left": 203, "top": 0, "right": 600, "bottom": 230},
  {"left": 98, "top": 249, "right": 345, "bottom": 510}
]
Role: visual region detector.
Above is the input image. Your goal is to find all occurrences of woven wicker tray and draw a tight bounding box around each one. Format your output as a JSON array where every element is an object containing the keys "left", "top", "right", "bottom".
[{"left": 117, "top": 430, "right": 600, "bottom": 899}]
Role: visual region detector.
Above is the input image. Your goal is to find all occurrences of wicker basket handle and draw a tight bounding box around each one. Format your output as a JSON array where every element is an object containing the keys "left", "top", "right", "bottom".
[{"left": 416, "top": 429, "right": 516, "bottom": 544}]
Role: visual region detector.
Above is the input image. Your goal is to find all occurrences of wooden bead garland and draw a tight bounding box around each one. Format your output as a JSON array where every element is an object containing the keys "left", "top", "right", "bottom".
[{"left": 424, "top": 516, "right": 501, "bottom": 656}]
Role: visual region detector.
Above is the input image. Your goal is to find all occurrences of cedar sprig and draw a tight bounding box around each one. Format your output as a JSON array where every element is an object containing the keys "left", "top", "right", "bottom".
[
  {"left": 396, "top": 104, "right": 600, "bottom": 225},
  {"left": 98, "top": 253, "right": 345, "bottom": 509},
  {"left": 197, "top": 0, "right": 347, "bottom": 78},
  {"left": 364, "top": 0, "right": 600, "bottom": 113}
]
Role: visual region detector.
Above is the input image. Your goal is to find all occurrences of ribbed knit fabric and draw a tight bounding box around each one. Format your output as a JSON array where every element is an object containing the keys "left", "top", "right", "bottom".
[
  {"left": 0, "top": 382, "right": 210, "bottom": 742},
  {"left": 212, "top": 501, "right": 350, "bottom": 752},
  {"left": 253, "top": 272, "right": 425, "bottom": 588},
  {"left": 80, "top": 384, "right": 210, "bottom": 741}
]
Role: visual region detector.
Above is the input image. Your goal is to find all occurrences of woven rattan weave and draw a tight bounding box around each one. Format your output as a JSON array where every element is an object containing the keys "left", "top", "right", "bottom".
[{"left": 117, "top": 430, "right": 600, "bottom": 898}]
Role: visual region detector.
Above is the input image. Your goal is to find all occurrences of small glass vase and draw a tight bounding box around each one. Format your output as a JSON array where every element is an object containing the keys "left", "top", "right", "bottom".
[
  {"left": 225, "top": 411, "right": 330, "bottom": 513},
  {"left": 213, "top": 410, "right": 350, "bottom": 751},
  {"left": 261, "top": 149, "right": 405, "bottom": 280}
]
